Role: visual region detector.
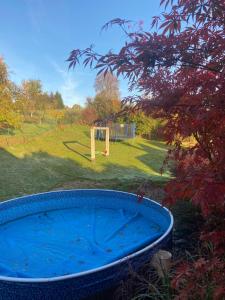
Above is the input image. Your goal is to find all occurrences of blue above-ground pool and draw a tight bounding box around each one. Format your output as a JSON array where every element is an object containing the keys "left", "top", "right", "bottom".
[{"left": 0, "top": 189, "right": 173, "bottom": 300}]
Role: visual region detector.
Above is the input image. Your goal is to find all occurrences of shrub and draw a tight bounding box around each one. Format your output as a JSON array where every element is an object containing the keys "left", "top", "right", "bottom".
[
  {"left": 67, "top": 0, "right": 225, "bottom": 298},
  {"left": 125, "top": 112, "right": 164, "bottom": 139}
]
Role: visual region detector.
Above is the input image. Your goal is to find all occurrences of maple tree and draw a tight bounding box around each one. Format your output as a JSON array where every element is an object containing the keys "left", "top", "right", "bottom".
[{"left": 68, "top": 0, "right": 225, "bottom": 298}]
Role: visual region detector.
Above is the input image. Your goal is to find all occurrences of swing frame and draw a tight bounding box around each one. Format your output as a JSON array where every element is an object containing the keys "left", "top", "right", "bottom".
[{"left": 90, "top": 127, "right": 109, "bottom": 161}]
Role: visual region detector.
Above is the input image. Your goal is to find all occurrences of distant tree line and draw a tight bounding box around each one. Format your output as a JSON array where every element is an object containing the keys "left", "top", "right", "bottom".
[
  {"left": 0, "top": 58, "right": 162, "bottom": 138},
  {"left": 81, "top": 72, "right": 163, "bottom": 138},
  {"left": 0, "top": 58, "right": 66, "bottom": 131}
]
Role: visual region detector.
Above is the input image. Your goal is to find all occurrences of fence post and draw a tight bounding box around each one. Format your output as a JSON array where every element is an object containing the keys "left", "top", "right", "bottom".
[
  {"left": 105, "top": 127, "right": 109, "bottom": 156},
  {"left": 90, "top": 127, "right": 95, "bottom": 161}
]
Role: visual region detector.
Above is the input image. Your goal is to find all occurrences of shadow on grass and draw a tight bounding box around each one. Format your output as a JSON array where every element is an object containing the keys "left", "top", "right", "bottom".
[
  {"left": 121, "top": 139, "right": 170, "bottom": 177},
  {"left": 64, "top": 140, "right": 90, "bottom": 149},
  {"left": 121, "top": 139, "right": 167, "bottom": 153},
  {"left": 0, "top": 147, "right": 157, "bottom": 201},
  {"left": 63, "top": 140, "right": 91, "bottom": 162}
]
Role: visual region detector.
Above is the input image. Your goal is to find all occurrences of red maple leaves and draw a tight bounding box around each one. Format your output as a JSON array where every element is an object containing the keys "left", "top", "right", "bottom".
[
  {"left": 171, "top": 256, "right": 225, "bottom": 300},
  {"left": 68, "top": 0, "right": 225, "bottom": 297}
]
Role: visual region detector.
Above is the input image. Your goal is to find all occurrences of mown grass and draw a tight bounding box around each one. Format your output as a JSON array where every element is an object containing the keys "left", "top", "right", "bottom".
[
  {"left": 0, "top": 122, "right": 55, "bottom": 137},
  {"left": 0, "top": 124, "right": 171, "bottom": 200}
]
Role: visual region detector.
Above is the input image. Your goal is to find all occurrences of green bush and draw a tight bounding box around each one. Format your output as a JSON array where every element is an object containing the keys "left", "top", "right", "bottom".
[{"left": 127, "top": 112, "right": 164, "bottom": 139}]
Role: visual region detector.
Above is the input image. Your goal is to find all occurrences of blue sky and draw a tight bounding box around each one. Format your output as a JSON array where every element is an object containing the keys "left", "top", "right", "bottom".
[{"left": 0, "top": 0, "right": 161, "bottom": 106}]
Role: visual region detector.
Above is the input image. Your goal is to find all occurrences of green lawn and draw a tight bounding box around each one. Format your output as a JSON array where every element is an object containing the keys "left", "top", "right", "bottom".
[{"left": 0, "top": 124, "right": 171, "bottom": 200}]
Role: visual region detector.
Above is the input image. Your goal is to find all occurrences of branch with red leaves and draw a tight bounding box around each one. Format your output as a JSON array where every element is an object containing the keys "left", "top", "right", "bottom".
[{"left": 68, "top": 0, "right": 225, "bottom": 298}]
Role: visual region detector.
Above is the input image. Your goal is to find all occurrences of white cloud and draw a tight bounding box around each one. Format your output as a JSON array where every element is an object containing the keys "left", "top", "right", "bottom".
[{"left": 50, "top": 60, "right": 84, "bottom": 107}]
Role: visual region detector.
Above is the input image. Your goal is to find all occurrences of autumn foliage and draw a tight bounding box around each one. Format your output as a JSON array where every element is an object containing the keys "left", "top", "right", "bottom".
[{"left": 68, "top": 0, "right": 225, "bottom": 298}]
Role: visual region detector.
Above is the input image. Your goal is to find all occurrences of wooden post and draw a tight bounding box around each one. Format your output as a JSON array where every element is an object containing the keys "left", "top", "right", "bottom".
[
  {"left": 90, "top": 127, "right": 95, "bottom": 161},
  {"left": 90, "top": 126, "right": 109, "bottom": 160},
  {"left": 105, "top": 127, "right": 109, "bottom": 156}
]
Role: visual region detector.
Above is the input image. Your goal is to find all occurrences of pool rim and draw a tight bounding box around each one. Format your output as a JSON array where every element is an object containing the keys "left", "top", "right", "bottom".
[{"left": 0, "top": 189, "right": 173, "bottom": 283}]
